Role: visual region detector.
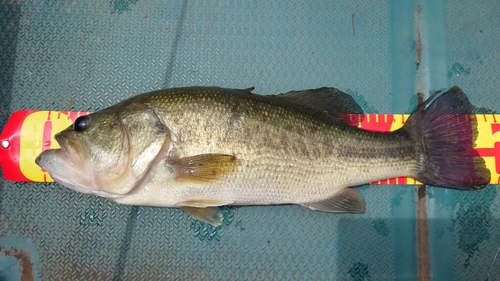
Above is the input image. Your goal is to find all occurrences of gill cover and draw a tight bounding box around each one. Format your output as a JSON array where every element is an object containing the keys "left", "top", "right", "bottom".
[{"left": 40, "top": 102, "right": 171, "bottom": 197}]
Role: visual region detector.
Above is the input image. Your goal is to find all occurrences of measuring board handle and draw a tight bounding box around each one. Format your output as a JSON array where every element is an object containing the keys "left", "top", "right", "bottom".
[{"left": 1, "top": 110, "right": 499, "bottom": 184}]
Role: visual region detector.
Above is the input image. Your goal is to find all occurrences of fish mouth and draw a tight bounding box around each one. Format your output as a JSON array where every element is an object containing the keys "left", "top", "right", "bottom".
[
  {"left": 34, "top": 134, "right": 84, "bottom": 173},
  {"left": 40, "top": 134, "right": 130, "bottom": 198},
  {"left": 35, "top": 135, "right": 101, "bottom": 196},
  {"left": 35, "top": 148, "right": 68, "bottom": 167},
  {"left": 53, "top": 134, "right": 86, "bottom": 167}
]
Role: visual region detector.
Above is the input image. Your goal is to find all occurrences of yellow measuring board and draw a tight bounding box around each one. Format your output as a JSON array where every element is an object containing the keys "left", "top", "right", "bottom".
[
  {"left": 1, "top": 111, "right": 89, "bottom": 182},
  {"left": 1, "top": 111, "right": 499, "bottom": 184},
  {"left": 355, "top": 114, "right": 500, "bottom": 185}
]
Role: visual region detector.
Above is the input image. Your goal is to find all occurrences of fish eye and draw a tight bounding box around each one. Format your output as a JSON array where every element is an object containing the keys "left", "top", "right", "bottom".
[{"left": 74, "top": 115, "right": 91, "bottom": 132}]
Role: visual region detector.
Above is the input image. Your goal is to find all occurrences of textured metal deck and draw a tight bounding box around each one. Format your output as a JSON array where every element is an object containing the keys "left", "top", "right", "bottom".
[{"left": 1, "top": 0, "right": 500, "bottom": 280}]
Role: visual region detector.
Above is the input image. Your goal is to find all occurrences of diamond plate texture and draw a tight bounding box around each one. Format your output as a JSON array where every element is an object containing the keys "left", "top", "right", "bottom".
[
  {"left": 425, "top": 1, "right": 500, "bottom": 280},
  {"left": 1, "top": 0, "right": 500, "bottom": 280}
]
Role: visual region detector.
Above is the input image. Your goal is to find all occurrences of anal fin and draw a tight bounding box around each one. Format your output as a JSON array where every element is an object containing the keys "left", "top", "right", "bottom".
[
  {"left": 179, "top": 199, "right": 234, "bottom": 208},
  {"left": 181, "top": 207, "right": 224, "bottom": 227},
  {"left": 300, "top": 188, "right": 366, "bottom": 213}
]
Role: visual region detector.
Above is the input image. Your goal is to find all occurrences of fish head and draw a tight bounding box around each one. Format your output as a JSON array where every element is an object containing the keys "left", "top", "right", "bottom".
[{"left": 36, "top": 103, "right": 171, "bottom": 198}]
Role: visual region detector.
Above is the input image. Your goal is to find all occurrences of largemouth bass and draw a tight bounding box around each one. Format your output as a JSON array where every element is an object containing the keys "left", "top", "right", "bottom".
[{"left": 35, "top": 86, "right": 490, "bottom": 226}]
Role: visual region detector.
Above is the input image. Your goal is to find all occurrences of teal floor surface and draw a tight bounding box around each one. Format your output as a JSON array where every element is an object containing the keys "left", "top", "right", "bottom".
[{"left": 1, "top": 0, "right": 500, "bottom": 280}]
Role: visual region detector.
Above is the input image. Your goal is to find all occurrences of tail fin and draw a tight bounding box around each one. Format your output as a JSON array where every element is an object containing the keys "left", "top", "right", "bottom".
[{"left": 404, "top": 86, "right": 490, "bottom": 190}]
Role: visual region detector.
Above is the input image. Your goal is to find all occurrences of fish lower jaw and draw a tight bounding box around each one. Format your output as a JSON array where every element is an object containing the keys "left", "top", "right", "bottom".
[
  {"left": 49, "top": 170, "right": 111, "bottom": 197},
  {"left": 56, "top": 178, "right": 125, "bottom": 199},
  {"left": 54, "top": 178, "right": 99, "bottom": 195}
]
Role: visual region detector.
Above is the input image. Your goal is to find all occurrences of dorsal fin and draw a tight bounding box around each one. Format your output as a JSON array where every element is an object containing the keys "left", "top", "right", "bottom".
[
  {"left": 276, "top": 87, "right": 363, "bottom": 125},
  {"left": 235, "top": 87, "right": 255, "bottom": 94},
  {"left": 243, "top": 87, "right": 255, "bottom": 93}
]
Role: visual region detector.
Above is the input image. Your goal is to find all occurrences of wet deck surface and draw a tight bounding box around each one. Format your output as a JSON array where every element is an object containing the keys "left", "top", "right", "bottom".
[{"left": 1, "top": 0, "right": 500, "bottom": 280}]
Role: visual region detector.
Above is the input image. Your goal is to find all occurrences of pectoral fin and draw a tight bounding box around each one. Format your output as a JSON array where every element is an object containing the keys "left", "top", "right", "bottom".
[
  {"left": 181, "top": 207, "right": 224, "bottom": 227},
  {"left": 301, "top": 188, "right": 366, "bottom": 213},
  {"left": 166, "top": 154, "right": 241, "bottom": 182}
]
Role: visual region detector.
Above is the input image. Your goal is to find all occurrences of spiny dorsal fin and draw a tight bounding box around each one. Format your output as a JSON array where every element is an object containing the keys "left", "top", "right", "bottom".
[
  {"left": 276, "top": 87, "right": 363, "bottom": 125},
  {"left": 243, "top": 87, "right": 255, "bottom": 93}
]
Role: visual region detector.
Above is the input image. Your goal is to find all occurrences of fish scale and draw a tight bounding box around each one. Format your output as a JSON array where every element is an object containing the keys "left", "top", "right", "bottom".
[{"left": 133, "top": 88, "right": 414, "bottom": 203}]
